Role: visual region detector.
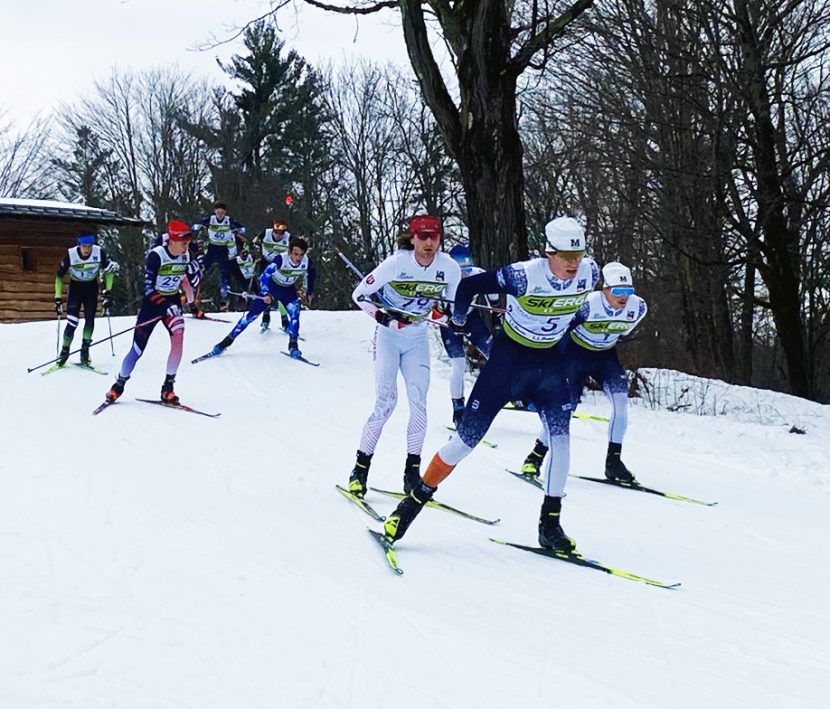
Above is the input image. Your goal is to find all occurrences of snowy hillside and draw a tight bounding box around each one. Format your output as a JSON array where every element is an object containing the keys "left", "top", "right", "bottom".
[{"left": 1, "top": 311, "right": 828, "bottom": 709}]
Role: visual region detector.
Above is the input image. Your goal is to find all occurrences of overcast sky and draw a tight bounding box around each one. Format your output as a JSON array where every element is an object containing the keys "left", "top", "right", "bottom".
[{"left": 3, "top": 0, "right": 409, "bottom": 126}]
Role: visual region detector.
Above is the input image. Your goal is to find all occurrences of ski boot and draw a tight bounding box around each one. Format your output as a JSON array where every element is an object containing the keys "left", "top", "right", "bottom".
[
  {"left": 160, "top": 374, "right": 179, "bottom": 405},
  {"left": 219, "top": 298, "right": 230, "bottom": 313},
  {"left": 260, "top": 321, "right": 270, "bottom": 333},
  {"left": 521, "top": 439, "right": 549, "bottom": 479},
  {"left": 403, "top": 453, "right": 421, "bottom": 494},
  {"left": 106, "top": 375, "right": 129, "bottom": 403},
  {"left": 192, "top": 306, "right": 206, "bottom": 320},
  {"left": 383, "top": 482, "right": 436, "bottom": 544},
  {"left": 537, "top": 495, "right": 576, "bottom": 553},
  {"left": 605, "top": 442, "right": 636, "bottom": 483},
  {"left": 451, "top": 397, "right": 465, "bottom": 427},
  {"left": 288, "top": 337, "right": 302, "bottom": 359},
  {"left": 57, "top": 345, "right": 70, "bottom": 367},
  {"left": 212, "top": 336, "right": 234, "bottom": 355},
  {"left": 348, "top": 450, "right": 373, "bottom": 498},
  {"left": 80, "top": 339, "right": 92, "bottom": 366}
]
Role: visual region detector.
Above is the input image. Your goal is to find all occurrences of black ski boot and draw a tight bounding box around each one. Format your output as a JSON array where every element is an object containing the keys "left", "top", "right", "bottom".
[
  {"left": 57, "top": 345, "right": 70, "bottom": 367},
  {"left": 383, "top": 482, "right": 436, "bottom": 544},
  {"left": 521, "top": 439, "right": 549, "bottom": 477},
  {"left": 80, "top": 339, "right": 92, "bottom": 366},
  {"left": 212, "top": 336, "right": 234, "bottom": 355},
  {"left": 451, "top": 397, "right": 465, "bottom": 427},
  {"left": 288, "top": 337, "right": 301, "bottom": 358},
  {"left": 605, "top": 442, "right": 636, "bottom": 483},
  {"left": 403, "top": 453, "right": 421, "bottom": 494},
  {"left": 161, "top": 374, "right": 179, "bottom": 405},
  {"left": 106, "top": 375, "right": 129, "bottom": 402},
  {"left": 538, "top": 495, "right": 576, "bottom": 552},
  {"left": 348, "top": 450, "right": 373, "bottom": 498}
]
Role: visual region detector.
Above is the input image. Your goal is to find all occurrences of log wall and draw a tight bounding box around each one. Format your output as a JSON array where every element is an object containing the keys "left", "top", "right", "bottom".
[{"left": 0, "top": 219, "right": 97, "bottom": 322}]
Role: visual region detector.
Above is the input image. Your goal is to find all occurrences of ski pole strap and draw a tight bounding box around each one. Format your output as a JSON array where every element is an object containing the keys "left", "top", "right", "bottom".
[{"left": 27, "top": 315, "right": 163, "bottom": 373}]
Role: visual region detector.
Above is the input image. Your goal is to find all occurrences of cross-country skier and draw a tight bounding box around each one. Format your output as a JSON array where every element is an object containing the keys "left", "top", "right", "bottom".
[
  {"left": 104, "top": 220, "right": 196, "bottom": 403},
  {"left": 442, "top": 244, "right": 497, "bottom": 426},
  {"left": 381, "top": 216, "right": 599, "bottom": 552},
  {"left": 235, "top": 245, "right": 257, "bottom": 282},
  {"left": 345, "top": 215, "right": 462, "bottom": 498},
  {"left": 191, "top": 201, "right": 246, "bottom": 311},
  {"left": 211, "top": 236, "right": 315, "bottom": 358},
  {"left": 252, "top": 218, "right": 292, "bottom": 331},
  {"left": 519, "top": 261, "right": 648, "bottom": 482},
  {"left": 54, "top": 233, "right": 118, "bottom": 366}
]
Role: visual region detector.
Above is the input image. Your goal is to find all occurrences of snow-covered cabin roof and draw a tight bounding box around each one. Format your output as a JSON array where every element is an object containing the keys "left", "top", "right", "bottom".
[{"left": 0, "top": 197, "right": 145, "bottom": 226}]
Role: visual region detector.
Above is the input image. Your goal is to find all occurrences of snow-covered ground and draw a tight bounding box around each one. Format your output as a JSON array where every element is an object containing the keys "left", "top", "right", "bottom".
[{"left": 1, "top": 311, "right": 828, "bottom": 708}]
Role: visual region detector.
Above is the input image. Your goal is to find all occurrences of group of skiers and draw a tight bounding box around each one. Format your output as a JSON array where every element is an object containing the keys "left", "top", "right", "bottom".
[
  {"left": 53, "top": 205, "right": 647, "bottom": 555},
  {"left": 344, "top": 215, "right": 647, "bottom": 554},
  {"left": 52, "top": 201, "right": 315, "bottom": 406}
]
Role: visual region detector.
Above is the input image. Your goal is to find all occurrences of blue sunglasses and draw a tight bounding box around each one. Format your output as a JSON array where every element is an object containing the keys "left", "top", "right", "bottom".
[{"left": 609, "top": 286, "right": 634, "bottom": 297}]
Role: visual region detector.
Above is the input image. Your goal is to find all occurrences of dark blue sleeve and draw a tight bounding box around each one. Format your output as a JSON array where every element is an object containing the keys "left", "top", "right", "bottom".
[
  {"left": 229, "top": 217, "right": 246, "bottom": 234},
  {"left": 195, "top": 216, "right": 211, "bottom": 229},
  {"left": 260, "top": 261, "right": 278, "bottom": 294},
  {"left": 453, "top": 268, "right": 519, "bottom": 323},
  {"left": 306, "top": 259, "right": 316, "bottom": 295},
  {"left": 570, "top": 300, "right": 590, "bottom": 328},
  {"left": 144, "top": 251, "right": 162, "bottom": 296}
]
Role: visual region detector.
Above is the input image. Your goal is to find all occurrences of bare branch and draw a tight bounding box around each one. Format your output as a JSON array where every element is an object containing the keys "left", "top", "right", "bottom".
[
  {"left": 511, "top": 0, "right": 595, "bottom": 74},
  {"left": 303, "top": 0, "right": 397, "bottom": 14}
]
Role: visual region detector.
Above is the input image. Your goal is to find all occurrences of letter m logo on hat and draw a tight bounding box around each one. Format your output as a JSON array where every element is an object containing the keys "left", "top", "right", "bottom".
[{"left": 571, "top": 238, "right": 581, "bottom": 248}]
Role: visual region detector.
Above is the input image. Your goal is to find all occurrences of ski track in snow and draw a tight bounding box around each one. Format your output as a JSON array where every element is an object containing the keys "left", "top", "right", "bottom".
[{"left": 1, "top": 311, "right": 829, "bottom": 708}]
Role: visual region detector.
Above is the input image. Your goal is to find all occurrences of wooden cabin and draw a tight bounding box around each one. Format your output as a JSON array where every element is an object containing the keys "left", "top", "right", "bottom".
[{"left": 0, "top": 198, "right": 144, "bottom": 322}]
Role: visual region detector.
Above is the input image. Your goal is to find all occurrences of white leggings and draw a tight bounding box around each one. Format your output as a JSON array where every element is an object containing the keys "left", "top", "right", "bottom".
[
  {"left": 359, "top": 325, "right": 430, "bottom": 455},
  {"left": 531, "top": 385, "right": 630, "bottom": 496}
]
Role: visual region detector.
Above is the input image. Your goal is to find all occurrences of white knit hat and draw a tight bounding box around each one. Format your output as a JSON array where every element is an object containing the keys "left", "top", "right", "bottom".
[
  {"left": 544, "top": 217, "right": 585, "bottom": 252},
  {"left": 602, "top": 261, "right": 633, "bottom": 288}
]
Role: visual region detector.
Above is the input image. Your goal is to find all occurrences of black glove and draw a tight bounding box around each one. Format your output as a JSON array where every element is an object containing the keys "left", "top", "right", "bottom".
[
  {"left": 166, "top": 303, "right": 182, "bottom": 319},
  {"left": 101, "top": 290, "right": 112, "bottom": 311},
  {"left": 54, "top": 298, "right": 62, "bottom": 315},
  {"left": 448, "top": 318, "right": 467, "bottom": 335},
  {"left": 375, "top": 309, "right": 409, "bottom": 330}
]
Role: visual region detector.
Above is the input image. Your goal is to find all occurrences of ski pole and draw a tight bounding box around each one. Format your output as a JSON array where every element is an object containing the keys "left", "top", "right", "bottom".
[
  {"left": 55, "top": 310, "right": 62, "bottom": 357},
  {"left": 106, "top": 310, "right": 115, "bottom": 356},
  {"left": 27, "top": 315, "right": 162, "bottom": 373},
  {"left": 336, "top": 249, "right": 442, "bottom": 325},
  {"left": 227, "top": 289, "right": 266, "bottom": 301},
  {"left": 334, "top": 248, "right": 504, "bottom": 314}
]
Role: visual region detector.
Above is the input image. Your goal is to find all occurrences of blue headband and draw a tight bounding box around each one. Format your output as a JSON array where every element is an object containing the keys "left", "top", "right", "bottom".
[{"left": 77, "top": 234, "right": 95, "bottom": 245}]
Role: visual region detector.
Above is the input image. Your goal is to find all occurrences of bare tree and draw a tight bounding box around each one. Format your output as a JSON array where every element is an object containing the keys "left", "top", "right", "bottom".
[
  {"left": 259, "top": 0, "right": 596, "bottom": 267},
  {"left": 0, "top": 111, "right": 53, "bottom": 198}
]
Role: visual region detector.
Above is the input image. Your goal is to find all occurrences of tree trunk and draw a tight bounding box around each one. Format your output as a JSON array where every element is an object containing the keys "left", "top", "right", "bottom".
[
  {"left": 400, "top": 0, "right": 529, "bottom": 266},
  {"left": 734, "top": 0, "right": 811, "bottom": 398},
  {"left": 456, "top": 71, "right": 528, "bottom": 267}
]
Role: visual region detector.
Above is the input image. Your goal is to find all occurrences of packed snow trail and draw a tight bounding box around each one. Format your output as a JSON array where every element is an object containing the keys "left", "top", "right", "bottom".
[{"left": 1, "top": 312, "right": 829, "bottom": 709}]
